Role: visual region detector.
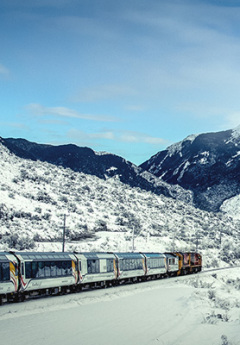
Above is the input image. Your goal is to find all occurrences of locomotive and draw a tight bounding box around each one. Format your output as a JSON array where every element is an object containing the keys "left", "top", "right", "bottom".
[{"left": 0, "top": 251, "right": 202, "bottom": 305}]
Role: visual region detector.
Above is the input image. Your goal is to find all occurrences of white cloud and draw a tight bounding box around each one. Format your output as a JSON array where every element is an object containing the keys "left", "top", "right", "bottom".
[
  {"left": 223, "top": 113, "right": 240, "bottom": 130},
  {"left": 68, "top": 128, "right": 168, "bottom": 146},
  {"left": 74, "top": 84, "right": 136, "bottom": 103},
  {"left": 27, "top": 103, "right": 119, "bottom": 122},
  {"left": 0, "top": 63, "right": 9, "bottom": 75}
]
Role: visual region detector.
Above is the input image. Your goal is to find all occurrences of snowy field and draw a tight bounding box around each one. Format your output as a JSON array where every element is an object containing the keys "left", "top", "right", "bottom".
[{"left": 0, "top": 268, "right": 240, "bottom": 345}]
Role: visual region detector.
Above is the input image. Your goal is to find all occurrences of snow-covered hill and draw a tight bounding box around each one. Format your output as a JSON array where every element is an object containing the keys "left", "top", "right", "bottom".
[
  {"left": 1, "top": 141, "right": 240, "bottom": 267},
  {"left": 140, "top": 126, "right": 240, "bottom": 213},
  {"left": 2, "top": 137, "right": 193, "bottom": 205}
]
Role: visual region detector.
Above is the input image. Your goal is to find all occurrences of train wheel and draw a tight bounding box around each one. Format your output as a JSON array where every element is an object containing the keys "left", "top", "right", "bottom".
[{"left": 20, "top": 293, "right": 25, "bottom": 302}]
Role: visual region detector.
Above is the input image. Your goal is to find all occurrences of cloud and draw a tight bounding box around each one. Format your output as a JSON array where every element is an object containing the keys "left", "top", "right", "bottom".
[
  {"left": 68, "top": 128, "right": 169, "bottom": 146},
  {"left": 222, "top": 113, "right": 240, "bottom": 130},
  {"left": 0, "top": 63, "right": 9, "bottom": 75},
  {"left": 73, "top": 84, "right": 136, "bottom": 103},
  {"left": 27, "top": 103, "right": 119, "bottom": 122}
]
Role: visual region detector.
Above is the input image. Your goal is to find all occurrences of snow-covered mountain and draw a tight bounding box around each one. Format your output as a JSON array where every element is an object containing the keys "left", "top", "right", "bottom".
[
  {"left": 1, "top": 139, "right": 240, "bottom": 267},
  {"left": 2, "top": 137, "right": 192, "bottom": 204},
  {"left": 140, "top": 126, "right": 240, "bottom": 213}
]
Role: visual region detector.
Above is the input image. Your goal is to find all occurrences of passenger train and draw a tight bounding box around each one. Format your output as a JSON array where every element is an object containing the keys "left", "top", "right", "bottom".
[{"left": 0, "top": 251, "right": 202, "bottom": 305}]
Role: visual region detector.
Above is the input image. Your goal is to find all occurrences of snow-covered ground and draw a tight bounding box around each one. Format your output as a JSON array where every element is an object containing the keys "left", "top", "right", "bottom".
[{"left": 0, "top": 268, "right": 240, "bottom": 345}]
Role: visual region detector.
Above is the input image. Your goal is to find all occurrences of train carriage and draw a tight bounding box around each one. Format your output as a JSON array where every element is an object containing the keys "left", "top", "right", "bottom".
[
  {"left": 114, "top": 252, "right": 145, "bottom": 282},
  {"left": 142, "top": 252, "right": 167, "bottom": 279},
  {"left": 164, "top": 253, "right": 179, "bottom": 276},
  {"left": 174, "top": 252, "right": 202, "bottom": 275},
  {"left": 190, "top": 252, "right": 202, "bottom": 273},
  {"left": 74, "top": 252, "right": 117, "bottom": 288},
  {"left": 0, "top": 252, "right": 19, "bottom": 304},
  {"left": 14, "top": 252, "right": 78, "bottom": 296}
]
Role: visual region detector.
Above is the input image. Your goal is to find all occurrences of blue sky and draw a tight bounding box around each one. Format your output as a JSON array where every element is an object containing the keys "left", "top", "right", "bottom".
[{"left": 1, "top": 0, "right": 240, "bottom": 165}]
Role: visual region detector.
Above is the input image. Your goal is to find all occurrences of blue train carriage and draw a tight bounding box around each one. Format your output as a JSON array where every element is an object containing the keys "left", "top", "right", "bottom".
[
  {"left": 142, "top": 252, "right": 167, "bottom": 279},
  {"left": 14, "top": 252, "right": 78, "bottom": 297},
  {"left": 114, "top": 252, "right": 145, "bottom": 283},
  {"left": 0, "top": 252, "right": 19, "bottom": 305},
  {"left": 74, "top": 252, "right": 117, "bottom": 288},
  {"left": 164, "top": 253, "right": 179, "bottom": 277}
]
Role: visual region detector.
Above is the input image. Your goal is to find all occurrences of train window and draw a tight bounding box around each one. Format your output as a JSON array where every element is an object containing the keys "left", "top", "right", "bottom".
[
  {"left": 120, "top": 259, "right": 142, "bottom": 271},
  {"left": 62, "top": 261, "right": 68, "bottom": 275},
  {"left": 32, "top": 262, "right": 38, "bottom": 278},
  {"left": 87, "top": 259, "right": 100, "bottom": 274},
  {"left": 0, "top": 262, "right": 10, "bottom": 281},
  {"left": 66, "top": 261, "right": 72, "bottom": 275},
  {"left": 37, "top": 262, "right": 45, "bottom": 278},
  {"left": 25, "top": 262, "right": 32, "bottom": 278},
  {"left": 149, "top": 258, "right": 164, "bottom": 269},
  {"left": 21, "top": 263, "right": 24, "bottom": 276},
  {"left": 56, "top": 261, "right": 63, "bottom": 276},
  {"left": 107, "top": 259, "right": 114, "bottom": 272},
  {"left": 51, "top": 261, "right": 57, "bottom": 277},
  {"left": 24, "top": 260, "right": 73, "bottom": 279},
  {"left": 45, "top": 262, "right": 51, "bottom": 277}
]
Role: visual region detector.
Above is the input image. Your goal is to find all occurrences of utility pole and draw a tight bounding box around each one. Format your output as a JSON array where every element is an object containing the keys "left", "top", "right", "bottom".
[
  {"left": 196, "top": 234, "right": 199, "bottom": 252},
  {"left": 132, "top": 226, "right": 135, "bottom": 252},
  {"left": 62, "top": 214, "right": 67, "bottom": 252}
]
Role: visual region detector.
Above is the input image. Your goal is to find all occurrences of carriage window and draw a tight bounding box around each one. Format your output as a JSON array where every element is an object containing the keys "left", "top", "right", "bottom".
[
  {"left": 87, "top": 259, "right": 100, "bottom": 274},
  {"left": 0, "top": 262, "right": 10, "bottom": 281},
  {"left": 45, "top": 262, "right": 51, "bottom": 277},
  {"left": 56, "top": 261, "right": 63, "bottom": 276},
  {"left": 149, "top": 258, "right": 164, "bottom": 269},
  {"left": 107, "top": 259, "right": 114, "bottom": 272},
  {"left": 25, "top": 262, "right": 31, "bottom": 278},
  {"left": 32, "top": 262, "right": 38, "bottom": 278},
  {"left": 120, "top": 258, "right": 142, "bottom": 271},
  {"left": 37, "top": 262, "right": 45, "bottom": 278},
  {"left": 50, "top": 261, "right": 57, "bottom": 277},
  {"left": 66, "top": 261, "right": 72, "bottom": 275}
]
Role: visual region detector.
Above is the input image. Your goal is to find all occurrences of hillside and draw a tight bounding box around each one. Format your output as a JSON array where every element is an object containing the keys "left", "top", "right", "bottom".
[
  {"left": 140, "top": 126, "right": 240, "bottom": 213},
  {"left": 0, "top": 141, "right": 240, "bottom": 267},
  {"left": 2, "top": 137, "right": 192, "bottom": 205}
]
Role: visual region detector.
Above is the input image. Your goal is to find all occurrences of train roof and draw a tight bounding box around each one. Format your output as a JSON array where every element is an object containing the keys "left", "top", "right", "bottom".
[
  {"left": 164, "top": 252, "right": 178, "bottom": 258},
  {"left": 13, "top": 252, "right": 75, "bottom": 261},
  {"left": 0, "top": 252, "right": 13, "bottom": 261},
  {"left": 141, "top": 252, "right": 165, "bottom": 258},
  {"left": 74, "top": 252, "right": 116, "bottom": 259},
  {"left": 113, "top": 252, "right": 144, "bottom": 259}
]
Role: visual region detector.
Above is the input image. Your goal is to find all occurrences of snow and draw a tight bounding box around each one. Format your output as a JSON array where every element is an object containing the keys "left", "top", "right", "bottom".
[
  {"left": 1, "top": 268, "right": 240, "bottom": 345},
  {"left": 221, "top": 194, "right": 240, "bottom": 219},
  {"left": 225, "top": 125, "right": 240, "bottom": 144},
  {"left": 1, "top": 140, "right": 240, "bottom": 343},
  {"left": 167, "top": 134, "right": 198, "bottom": 157}
]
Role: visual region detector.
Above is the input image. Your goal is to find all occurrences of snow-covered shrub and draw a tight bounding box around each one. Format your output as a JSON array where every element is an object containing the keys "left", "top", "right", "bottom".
[
  {"left": 221, "top": 334, "right": 232, "bottom": 345},
  {"left": 4, "top": 232, "right": 35, "bottom": 250}
]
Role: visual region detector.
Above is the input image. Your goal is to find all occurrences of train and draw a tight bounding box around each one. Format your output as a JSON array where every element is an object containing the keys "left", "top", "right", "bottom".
[{"left": 0, "top": 251, "right": 202, "bottom": 305}]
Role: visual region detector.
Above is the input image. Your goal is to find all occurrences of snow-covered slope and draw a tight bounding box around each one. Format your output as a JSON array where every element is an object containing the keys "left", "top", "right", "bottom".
[
  {"left": 2, "top": 137, "right": 193, "bottom": 205},
  {"left": 140, "top": 126, "right": 240, "bottom": 212},
  {"left": 0, "top": 267, "right": 240, "bottom": 345},
  {"left": 1, "top": 141, "right": 240, "bottom": 267}
]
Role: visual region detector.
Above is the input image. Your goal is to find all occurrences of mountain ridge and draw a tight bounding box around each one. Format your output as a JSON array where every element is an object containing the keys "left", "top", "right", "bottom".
[{"left": 140, "top": 126, "right": 240, "bottom": 212}]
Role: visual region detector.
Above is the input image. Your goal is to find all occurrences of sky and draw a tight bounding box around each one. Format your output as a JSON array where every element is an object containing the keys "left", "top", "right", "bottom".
[{"left": 1, "top": 0, "right": 240, "bottom": 165}]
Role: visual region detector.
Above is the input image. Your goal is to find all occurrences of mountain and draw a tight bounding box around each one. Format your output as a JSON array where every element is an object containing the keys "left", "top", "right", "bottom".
[
  {"left": 140, "top": 126, "right": 240, "bottom": 212},
  {"left": 1, "top": 139, "right": 240, "bottom": 267},
  {"left": 1, "top": 137, "right": 192, "bottom": 204}
]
